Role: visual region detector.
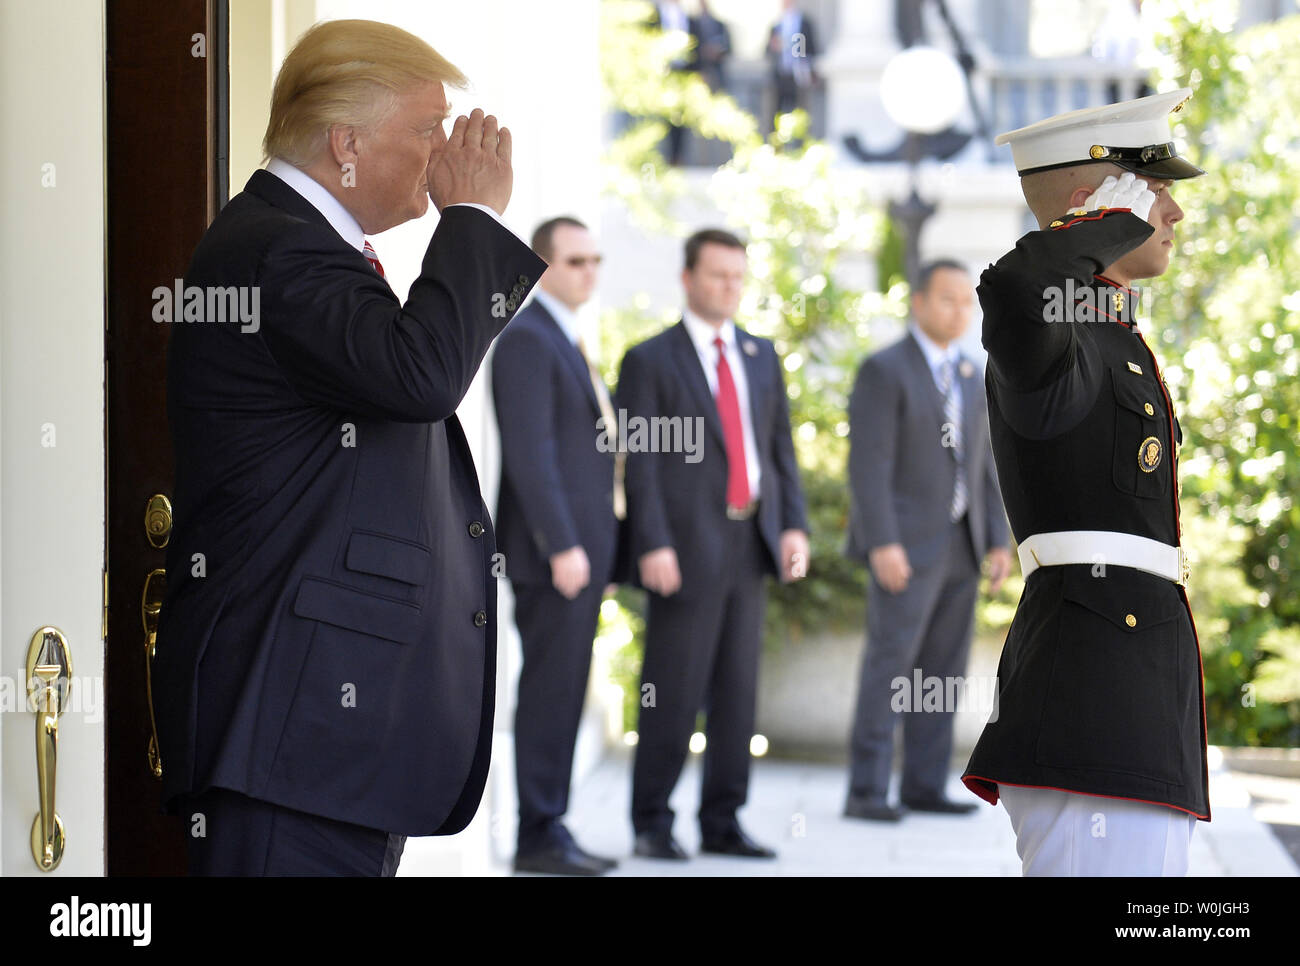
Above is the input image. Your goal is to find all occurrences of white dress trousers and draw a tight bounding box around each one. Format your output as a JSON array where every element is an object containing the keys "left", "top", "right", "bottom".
[{"left": 999, "top": 783, "right": 1198, "bottom": 876}]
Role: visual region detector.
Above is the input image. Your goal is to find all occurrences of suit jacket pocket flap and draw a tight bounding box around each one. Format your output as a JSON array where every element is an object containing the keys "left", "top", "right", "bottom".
[
  {"left": 294, "top": 576, "right": 423, "bottom": 645},
  {"left": 1061, "top": 567, "right": 1183, "bottom": 632},
  {"left": 1110, "top": 367, "right": 1166, "bottom": 418},
  {"left": 345, "top": 530, "right": 430, "bottom": 585}
]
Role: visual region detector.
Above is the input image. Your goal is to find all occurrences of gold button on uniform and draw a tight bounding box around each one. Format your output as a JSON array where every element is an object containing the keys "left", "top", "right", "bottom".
[
  {"left": 1144, "top": 403, "right": 1154, "bottom": 416},
  {"left": 1125, "top": 614, "right": 1137, "bottom": 627}
]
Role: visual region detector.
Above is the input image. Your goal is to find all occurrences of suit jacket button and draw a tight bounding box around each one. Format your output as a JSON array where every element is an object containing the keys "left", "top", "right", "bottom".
[
  {"left": 468, "top": 521, "right": 484, "bottom": 538},
  {"left": 474, "top": 610, "right": 487, "bottom": 627}
]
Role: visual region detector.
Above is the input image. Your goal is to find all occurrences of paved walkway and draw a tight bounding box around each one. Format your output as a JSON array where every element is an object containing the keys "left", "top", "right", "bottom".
[
  {"left": 550, "top": 750, "right": 1297, "bottom": 876},
  {"left": 397, "top": 747, "right": 1298, "bottom": 876}
]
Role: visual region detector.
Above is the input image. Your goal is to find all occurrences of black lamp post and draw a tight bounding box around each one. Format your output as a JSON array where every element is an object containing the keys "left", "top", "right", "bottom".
[{"left": 878, "top": 45, "right": 966, "bottom": 287}]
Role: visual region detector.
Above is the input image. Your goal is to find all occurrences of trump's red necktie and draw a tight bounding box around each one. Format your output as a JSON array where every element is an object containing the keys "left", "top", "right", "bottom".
[
  {"left": 713, "top": 336, "right": 750, "bottom": 510},
  {"left": 363, "top": 240, "right": 386, "bottom": 278}
]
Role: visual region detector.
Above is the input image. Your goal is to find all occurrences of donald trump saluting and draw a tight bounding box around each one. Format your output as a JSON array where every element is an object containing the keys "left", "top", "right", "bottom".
[{"left": 154, "top": 20, "right": 546, "bottom": 876}]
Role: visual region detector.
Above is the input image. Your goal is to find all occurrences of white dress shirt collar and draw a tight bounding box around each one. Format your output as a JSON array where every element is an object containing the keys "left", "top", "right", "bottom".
[
  {"left": 266, "top": 158, "right": 366, "bottom": 253},
  {"left": 683, "top": 308, "right": 736, "bottom": 356},
  {"left": 532, "top": 288, "right": 582, "bottom": 346},
  {"left": 909, "top": 322, "right": 961, "bottom": 374}
]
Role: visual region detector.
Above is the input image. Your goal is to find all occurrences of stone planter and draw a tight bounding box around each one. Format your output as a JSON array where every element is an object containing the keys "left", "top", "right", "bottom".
[{"left": 756, "top": 628, "right": 1007, "bottom": 762}]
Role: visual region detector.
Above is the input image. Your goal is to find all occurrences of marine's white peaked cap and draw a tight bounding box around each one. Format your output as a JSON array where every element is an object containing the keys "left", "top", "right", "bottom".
[{"left": 996, "top": 87, "right": 1204, "bottom": 180}]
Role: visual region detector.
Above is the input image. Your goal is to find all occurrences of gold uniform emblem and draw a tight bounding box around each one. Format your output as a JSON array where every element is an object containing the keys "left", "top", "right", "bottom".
[
  {"left": 1138, "top": 436, "right": 1162, "bottom": 473},
  {"left": 1127, "top": 361, "right": 1143, "bottom": 374},
  {"left": 1114, "top": 291, "right": 1125, "bottom": 313}
]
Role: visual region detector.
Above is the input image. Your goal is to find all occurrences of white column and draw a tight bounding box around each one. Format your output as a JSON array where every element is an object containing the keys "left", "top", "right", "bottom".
[{"left": 818, "top": 0, "right": 903, "bottom": 156}]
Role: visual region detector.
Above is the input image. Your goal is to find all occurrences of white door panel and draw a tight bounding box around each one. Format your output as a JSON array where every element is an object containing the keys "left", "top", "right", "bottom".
[{"left": 0, "top": 0, "right": 107, "bottom": 876}]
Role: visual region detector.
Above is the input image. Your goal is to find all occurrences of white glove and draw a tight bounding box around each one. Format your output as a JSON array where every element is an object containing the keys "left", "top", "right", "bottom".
[{"left": 1079, "top": 171, "right": 1157, "bottom": 223}]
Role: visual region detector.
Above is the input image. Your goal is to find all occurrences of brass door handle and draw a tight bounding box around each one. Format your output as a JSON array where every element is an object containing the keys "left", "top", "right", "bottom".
[
  {"left": 142, "top": 567, "right": 167, "bottom": 777},
  {"left": 27, "top": 626, "right": 71, "bottom": 871}
]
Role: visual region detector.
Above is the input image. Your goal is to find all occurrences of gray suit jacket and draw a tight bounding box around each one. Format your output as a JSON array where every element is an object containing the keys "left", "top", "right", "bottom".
[{"left": 845, "top": 332, "right": 1008, "bottom": 568}]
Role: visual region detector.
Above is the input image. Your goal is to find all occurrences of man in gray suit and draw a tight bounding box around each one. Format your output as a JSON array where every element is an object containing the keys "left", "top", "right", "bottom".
[{"left": 844, "top": 259, "right": 1012, "bottom": 821}]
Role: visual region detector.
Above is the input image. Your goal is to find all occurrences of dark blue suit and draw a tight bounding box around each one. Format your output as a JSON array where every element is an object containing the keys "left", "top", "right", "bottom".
[
  {"left": 154, "top": 169, "right": 546, "bottom": 845},
  {"left": 617, "top": 320, "right": 807, "bottom": 838},
  {"left": 493, "top": 300, "right": 619, "bottom": 588},
  {"left": 619, "top": 322, "right": 807, "bottom": 594},
  {"left": 491, "top": 298, "right": 620, "bottom": 852}
]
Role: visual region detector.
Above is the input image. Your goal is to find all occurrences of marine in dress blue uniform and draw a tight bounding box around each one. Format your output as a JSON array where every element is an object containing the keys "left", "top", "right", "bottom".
[{"left": 961, "top": 88, "right": 1212, "bottom": 876}]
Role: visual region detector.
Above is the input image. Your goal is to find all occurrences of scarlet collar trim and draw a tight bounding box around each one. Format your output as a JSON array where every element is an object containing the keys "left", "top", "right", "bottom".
[
  {"left": 1092, "top": 275, "right": 1140, "bottom": 328},
  {"left": 1094, "top": 273, "right": 1135, "bottom": 296}
]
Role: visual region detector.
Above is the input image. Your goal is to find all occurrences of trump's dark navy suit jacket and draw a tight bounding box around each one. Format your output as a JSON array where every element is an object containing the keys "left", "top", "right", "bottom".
[
  {"left": 616, "top": 320, "right": 807, "bottom": 594},
  {"left": 491, "top": 299, "right": 620, "bottom": 588},
  {"left": 154, "top": 169, "right": 546, "bottom": 836}
]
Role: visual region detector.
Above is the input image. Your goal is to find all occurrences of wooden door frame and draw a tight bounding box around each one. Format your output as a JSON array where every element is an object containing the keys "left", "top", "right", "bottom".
[{"left": 104, "top": 0, "right": 226, "bottom": 876}]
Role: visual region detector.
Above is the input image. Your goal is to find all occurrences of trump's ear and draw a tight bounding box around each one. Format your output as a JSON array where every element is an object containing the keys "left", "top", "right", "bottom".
[{"left": 325, "top": 124, "right": 360, "bottom": 171}]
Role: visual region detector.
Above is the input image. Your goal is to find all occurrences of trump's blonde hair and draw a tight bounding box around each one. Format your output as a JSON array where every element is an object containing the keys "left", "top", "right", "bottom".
[{"left": 263, "top": 19, "right": 468, "bottom": 165}]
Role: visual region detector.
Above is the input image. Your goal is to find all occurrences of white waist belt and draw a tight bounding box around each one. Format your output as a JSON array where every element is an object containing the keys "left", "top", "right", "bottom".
[{"left": 1018, "top": 530, "right": 1190, "bottom": 585}]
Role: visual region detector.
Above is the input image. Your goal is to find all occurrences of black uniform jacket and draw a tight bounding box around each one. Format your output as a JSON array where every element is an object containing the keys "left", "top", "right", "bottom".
[
  {"left": 154, "top": 169, "right": 547, "bottom": 836},
  {"left": 961, "top": 207, "right": 1211, "bottom": 820}
]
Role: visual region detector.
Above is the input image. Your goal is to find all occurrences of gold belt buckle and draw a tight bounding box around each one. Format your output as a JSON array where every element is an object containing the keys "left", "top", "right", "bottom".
[
  {"left": 726, "top": 500, "right": 757, "bottom": 520},
  {"left": 1177, "top": 547, "right": 1191, "bottom": 587}
]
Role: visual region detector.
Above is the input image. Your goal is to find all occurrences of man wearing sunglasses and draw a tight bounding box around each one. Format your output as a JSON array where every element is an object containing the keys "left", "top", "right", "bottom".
[{"left": 493, "top": 216, "right": 623, "bottom": 875}]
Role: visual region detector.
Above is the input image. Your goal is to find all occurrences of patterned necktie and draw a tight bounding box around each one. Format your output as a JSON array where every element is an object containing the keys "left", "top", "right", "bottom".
[
  {"left": 713, "top": 336, "right": 751, "bottom": 510},
  {"left": 938, "top": 357, "right": 968, "bottom": 522},
  {"left": 577, "top": 336, "right": 626, "bottom": 521},
  {"left": 363, "top": 240, "right": 386, "bottom": 278}
]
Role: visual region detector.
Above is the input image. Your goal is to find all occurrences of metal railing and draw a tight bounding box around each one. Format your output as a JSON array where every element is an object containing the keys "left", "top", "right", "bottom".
[{"left": 979, "top": 57, "right": 1152, "bottom": 161}]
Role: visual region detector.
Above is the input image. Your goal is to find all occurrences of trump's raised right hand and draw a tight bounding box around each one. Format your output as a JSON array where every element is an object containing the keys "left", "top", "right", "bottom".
[{"left": 427, "top": 108, "right": 513, "bottom": 216}]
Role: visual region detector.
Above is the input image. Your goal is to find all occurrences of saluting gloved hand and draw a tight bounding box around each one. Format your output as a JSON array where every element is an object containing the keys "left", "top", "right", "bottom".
[{"left": 1080, "top": 171, "right": 1158, "bottom": 223}]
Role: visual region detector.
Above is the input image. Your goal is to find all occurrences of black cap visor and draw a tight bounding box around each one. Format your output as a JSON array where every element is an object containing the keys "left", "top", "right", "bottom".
[
  {"left": 1113, "top": 154, "right": 1205, "bottom": 180},
  {"left": 1019, "top": 142, "right": 1205, "bottom": 179}
]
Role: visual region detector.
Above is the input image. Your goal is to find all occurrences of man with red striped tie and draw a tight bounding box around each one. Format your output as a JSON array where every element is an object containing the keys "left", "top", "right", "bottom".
[{"left": 617, "top": 228, "right": 809, "bottom": 861}]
